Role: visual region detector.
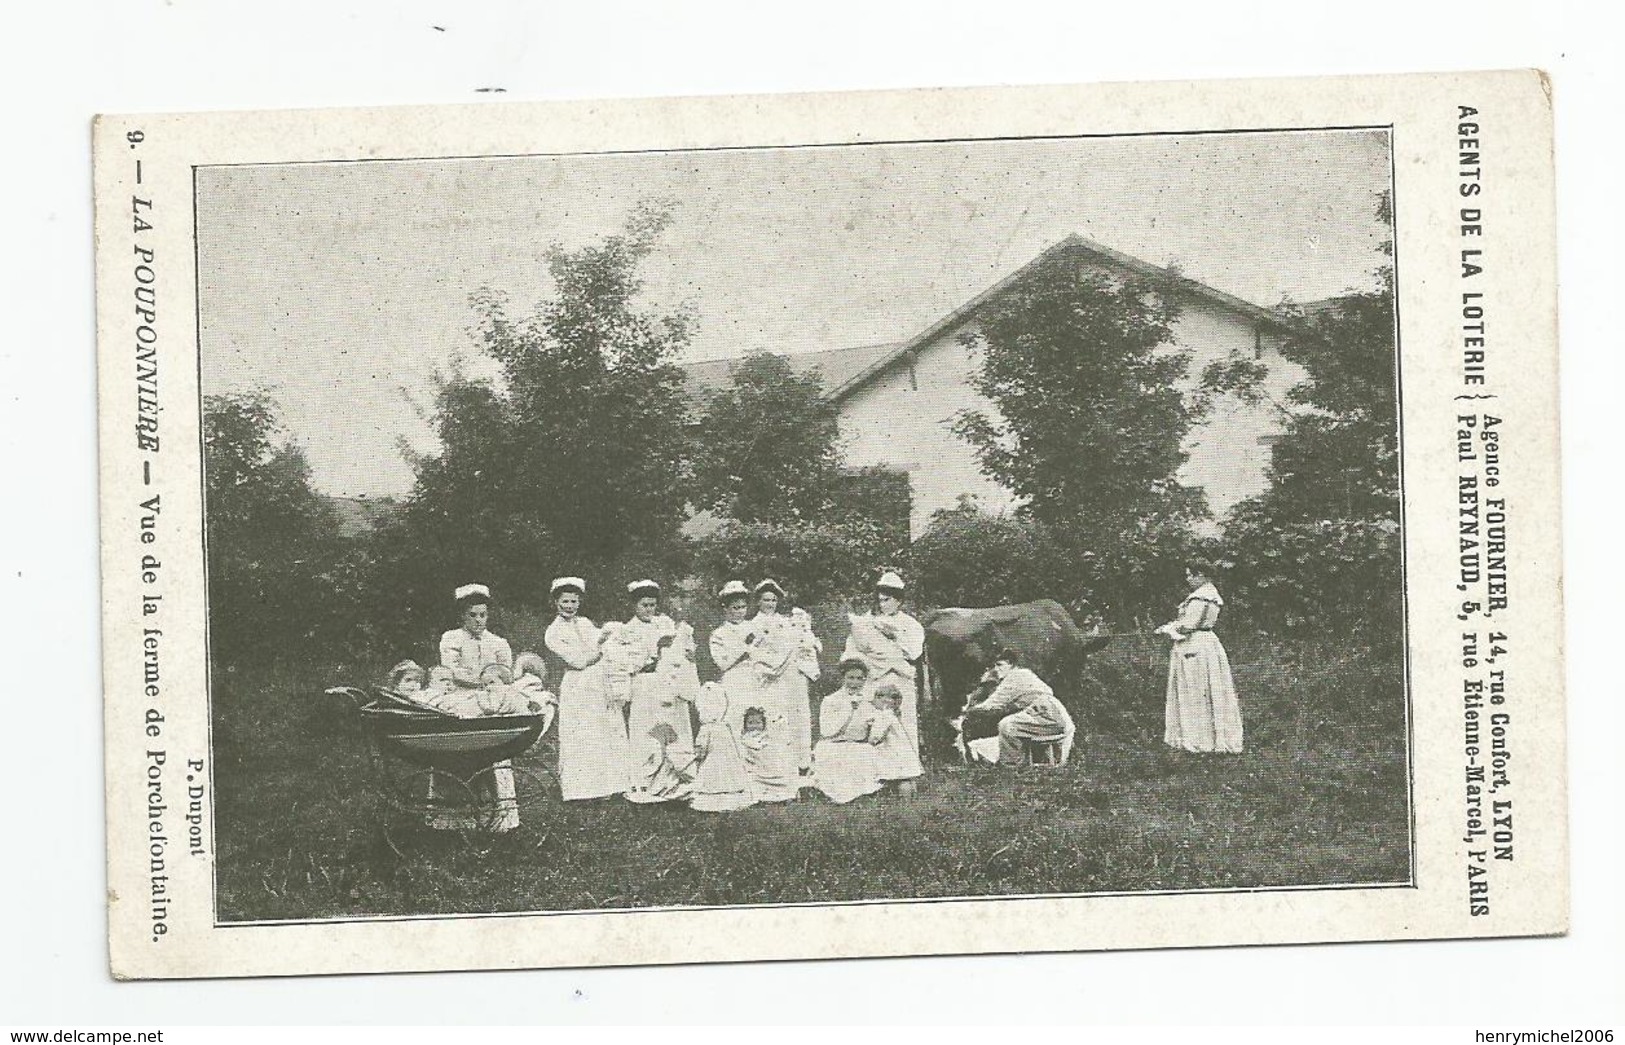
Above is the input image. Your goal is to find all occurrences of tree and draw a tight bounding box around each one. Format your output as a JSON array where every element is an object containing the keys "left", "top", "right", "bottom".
[
  {"left": 1220, "top": 192, "right": 1402, "bottom": 636},
  {"left": 692, "top": 351, "right": 844, "bottom": 523},
  {"left": 952, "top": 263, "right": 1202, "bottom": 618},
  {"left": 373, "top": 201, "right": 697, "bottom": 641},
  {"left": 203, "top": 390, "right": 354, "bottom": 666}
]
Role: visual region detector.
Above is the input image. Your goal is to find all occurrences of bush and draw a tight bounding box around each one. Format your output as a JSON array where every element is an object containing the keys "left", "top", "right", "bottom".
[
  {"left": 909, "top": 505, "right": 1069, "bottom": 608},
  {"left": 690, "top": 517, "right": 903, "bottom": 606},
  {"left": 1219, "top": 508, "right": 1403, "bottom": 640},
  {"left": 203, "top": 391, "right": 363, "bottom": 667}
]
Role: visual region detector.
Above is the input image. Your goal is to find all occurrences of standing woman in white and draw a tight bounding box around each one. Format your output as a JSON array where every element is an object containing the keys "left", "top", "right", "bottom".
[
  {"left": 543, "top": 577, "right": 631, "bottom": 801},
  {"left": 619, "top": 580, "right": 697, "bottom": 799},
  {"left": 1159, "top": 561, "right": 1244, "bottom": 753},
  {"left": 707, "top": 579, "right": 763, "bottom": 736},
  {"left": 749, "top": 579, "right": 821, "bottom": 774},
  {"left": 841, "top": 571, "right": 926, "bottom": 752}
]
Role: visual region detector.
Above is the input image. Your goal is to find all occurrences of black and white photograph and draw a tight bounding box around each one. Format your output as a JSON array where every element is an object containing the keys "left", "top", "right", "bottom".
[{"left": 192, "top": 126, "right": 1410, "bottom": 922}]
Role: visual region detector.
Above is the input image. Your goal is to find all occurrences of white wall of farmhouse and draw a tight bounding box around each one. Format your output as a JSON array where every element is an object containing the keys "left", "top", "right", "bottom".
[
  {"left": 837, "top": 330, "right": 1016, "bottom": 540},
  {"left": 1166, "top": 299, "right": 1307, "bottom": 529},
  {"left": 835, "top": 295, "right": 1307, "bottom": 540}
]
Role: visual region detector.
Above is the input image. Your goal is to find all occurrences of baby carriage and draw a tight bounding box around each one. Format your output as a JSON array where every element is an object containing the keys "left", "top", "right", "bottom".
[{"left": 327, "top": 685, "right": 559, "bottom": 836}]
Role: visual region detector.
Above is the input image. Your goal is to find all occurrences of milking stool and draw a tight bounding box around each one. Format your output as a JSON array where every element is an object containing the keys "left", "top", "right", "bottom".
[{"left": 1026, "top": 738, "right": 1065, "bottom": 767}]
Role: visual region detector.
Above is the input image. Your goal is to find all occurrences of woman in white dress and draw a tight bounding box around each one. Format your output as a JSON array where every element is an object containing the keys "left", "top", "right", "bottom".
[
  {"left": 437, "top": 583, "right": 518, "bottom": 830},
  {"left": 840, "top": 570, "right": 926, "bottom": 752},
  {"left": 749, "top": 579, "right": 821, "bottom": 774},
  {"left": 707, "top": 580, "right": 764, "bottom": 736},
  {"left": 812, "top": 658, "right": 883, "bottom": 804},
  {"left": 616, "top": 579, "right": 698, "bottom": 801},
  {"left": 543, "top": 577, "right": 631, "bottom": 801},
  {"left": 1159, "top": 562, "right": 1244, "bottom": 753}
]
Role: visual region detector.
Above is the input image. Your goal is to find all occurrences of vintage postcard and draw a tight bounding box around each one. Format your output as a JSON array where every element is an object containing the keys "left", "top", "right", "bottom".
[{"left": 93, "top": 69, "right": 1563, "bottom": 979}]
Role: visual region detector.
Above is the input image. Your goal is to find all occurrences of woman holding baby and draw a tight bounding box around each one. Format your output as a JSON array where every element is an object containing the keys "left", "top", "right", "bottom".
[
  {"left": 839, "top": 570, "right": 925, "bottom": 753},
  {"left": 749, "top": 578, "right": 822, "bottom": 775},
  {"left": 543, "top": 576, "right": 632, "bottom": 802},
  {"left": 613, "top": 579, "right": 700, "bottom": 802}
]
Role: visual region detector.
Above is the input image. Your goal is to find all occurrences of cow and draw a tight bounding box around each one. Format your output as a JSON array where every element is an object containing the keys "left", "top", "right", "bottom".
[{"left": 920, "top": 599, "right": 1108, "bottom": 754}]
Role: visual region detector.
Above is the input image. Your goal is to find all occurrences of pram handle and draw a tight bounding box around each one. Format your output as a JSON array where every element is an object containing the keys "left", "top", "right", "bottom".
[{"left": 323, "top": 686, "right": 374, "bottom": 707}]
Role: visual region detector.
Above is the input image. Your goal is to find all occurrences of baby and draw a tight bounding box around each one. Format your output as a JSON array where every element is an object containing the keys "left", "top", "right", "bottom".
[
  {"left": 788, "top": 606, "right": 822, "bottom": 667},
  {"left": 625, "top": 722, "right": 695, "bottom": 804},
  {"left": 598, "top": 621, "right": 636, "bottom": 708},
  {"left": 511, "top": 652, "right": 558, "bottom": 724},
  {"left": 867, "top": 683, "right": 922, "bottom": 794},
  {"left": 738, "top": 706, "right": 799, "bottom": 804},
  {"left": 476, "top": 662, "right": 535, "bottom": 716},
  {"left": 388, "top": 660, "right": 426, "bottom": 694},
  {"left": 657, "top": 622, "right": 703, "bottom": 708},
  {"left": 688, "top": 682, "right": 754, "bottom": 812},
  {"left": 417, "top": 664, "right": 483, "bottom": 717},
  {"left": 512, "top": 652, "right": 550, "bottom": 695}
]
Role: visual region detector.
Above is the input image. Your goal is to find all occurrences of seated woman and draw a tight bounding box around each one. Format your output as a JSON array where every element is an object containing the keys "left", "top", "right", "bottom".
[
  {"left": 441, "top": 584, "right": 519, "bottom": 830},
  {"left": 812, "top": 659, "right": 883, "bottom": 804},
  {"left": 439, "top": 583, "right": 514, "bottom": 687},
  {"left": 962, "top": 649, "right": 1076, "bottom": 767}
]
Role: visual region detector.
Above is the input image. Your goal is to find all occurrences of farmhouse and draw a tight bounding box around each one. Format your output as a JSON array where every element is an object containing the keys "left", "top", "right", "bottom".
[{"left": 683, "top": 234, "right": 1310, "bottom": 539}]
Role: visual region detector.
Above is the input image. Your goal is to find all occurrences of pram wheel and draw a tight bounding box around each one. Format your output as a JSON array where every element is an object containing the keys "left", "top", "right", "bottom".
[
  {"left": 466, "top": 763, "right": 558, "bottom": 832},
  {"left": 389, "top": 768, "right": 483, "bottom": 833},
  {"left": 351, "top": 697, "right": 559, "bottom": 842}
]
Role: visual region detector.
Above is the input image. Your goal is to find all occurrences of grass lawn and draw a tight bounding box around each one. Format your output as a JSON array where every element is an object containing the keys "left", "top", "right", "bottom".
[{"left": 211, "top": 631, "right": 1410, "bottom": 921}]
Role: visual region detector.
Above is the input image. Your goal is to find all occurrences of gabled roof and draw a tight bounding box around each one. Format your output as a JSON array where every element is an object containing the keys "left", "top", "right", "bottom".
[
  {"left": 323, "top": 494, "right": 404, "bottom": 538},
  {"left": 683, "top": 234, "right": 1300, "bottom": 409},
  {"left": 827, "top": 234, "right": 1300, "bottom": 404},
  {"left": 681, "top": 341, "right": 905, "bottom": 410}
]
